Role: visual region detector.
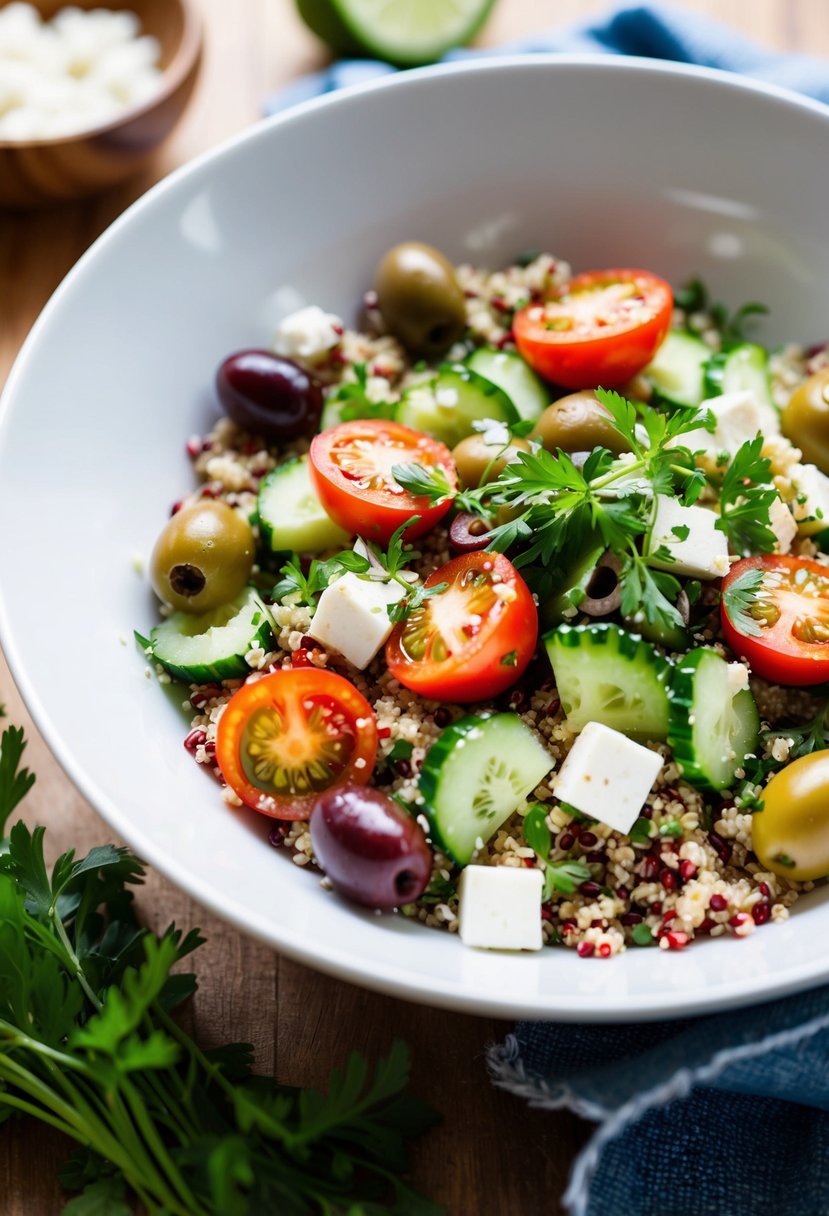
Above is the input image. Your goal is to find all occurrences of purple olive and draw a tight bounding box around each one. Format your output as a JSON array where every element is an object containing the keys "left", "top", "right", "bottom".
[
  {"left": 216, "top": 349, "right": 322, "bottom": 441},
  {"left": 449, "top": 511, "right": 491, "bottom": 553},
  {"left": 309, "top": 784, "right": 432, "bottom": 910}
]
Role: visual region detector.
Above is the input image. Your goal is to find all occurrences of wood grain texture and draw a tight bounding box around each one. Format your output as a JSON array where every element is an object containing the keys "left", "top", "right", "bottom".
[{"left": 1, "top": 0, "right": 826, "bottom": 1211}]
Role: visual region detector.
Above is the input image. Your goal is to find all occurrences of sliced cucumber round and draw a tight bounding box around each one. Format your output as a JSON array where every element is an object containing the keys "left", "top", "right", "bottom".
[
  {"left": 668, "top": 648, "right": 760, "bottom": 791},
  {"left": 702, "top": 342, "right": 776, "bottom": 411},
  {"left": 419, "top": 713, "right": 553, "bottom": 865},
  {"left": 257, "top": 456, "right": 350, "bottom": 555},
  {"left": 545, "top": 623, "right": 672, "bottom": 739},
  {"left": 644, "top": 330, "right": 710, "bottom": 409},
  {"left": 465, "top": 347, "right": 549, "bottom": 423},
  {"left": 395, "top": 364, "right": 519, "bottom": 448},
  {"left": 149, "top": 588, "right": 274, "bottom": 683}
]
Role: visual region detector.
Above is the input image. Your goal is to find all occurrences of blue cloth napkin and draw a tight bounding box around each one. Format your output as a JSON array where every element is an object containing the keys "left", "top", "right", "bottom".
[{"left": 266, "top": 6, "right": 829, "bottom": 1213}]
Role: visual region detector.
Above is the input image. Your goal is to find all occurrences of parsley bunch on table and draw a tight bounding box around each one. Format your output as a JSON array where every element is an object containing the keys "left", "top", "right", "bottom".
[{"left": 0, "top": 718, "right": 440, "bottom": 1215}]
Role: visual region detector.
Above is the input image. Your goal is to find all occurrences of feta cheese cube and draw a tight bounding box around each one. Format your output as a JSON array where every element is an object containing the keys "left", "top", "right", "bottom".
[
  {"left": 791, "top": 463, "right": 829, "bottom": 535},
  {"left": 681, "top": 389, "right": 780, "bottom": 460},
  {"left": 273, "top": 305, "right": 342, "bottom": 361},
  {"left": 768, "top": 495, "right": 797, "bottom": 553},
  {"left": 307, "top": 573, "right": 406, "bottom": 669},
  {"left": 458, "top": 865, "right": 543, "bottom": 951},
  {"left": 553, "top": 722, "right": 663, "bottom": 835},
  {"left": 647, "top": 494, "right": 730, "bottom": 580}
]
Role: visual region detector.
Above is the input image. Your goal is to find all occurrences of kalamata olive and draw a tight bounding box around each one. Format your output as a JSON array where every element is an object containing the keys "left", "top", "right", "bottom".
[
  {"left": 530, "top": 391, "right": 633, "bottom": 455},
  {"left": 216, "top": 349, "right": 322, "bottom": 441},
  {"left": 150, "top": 500, "right": 254, "bottom": 613},
  {"left": 309, "top": 784, "right": 432, "bottom": 910},
  {"left": 373, "top": 241, "right": 467, "bottom": 357},
  {"left": 782, "top": 367, "right": 829, "bottom": 473},
  {"left": 449, "top": 512, "right": 492, "bottom": 553},
  {"left": 452, "top": 433, "right": 530, "bottom": 489}
]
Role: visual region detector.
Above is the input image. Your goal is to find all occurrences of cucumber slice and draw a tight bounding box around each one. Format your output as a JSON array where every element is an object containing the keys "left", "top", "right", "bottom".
[
  {"left": 419, "top": 713, "right": 553, "bottom": 865},
  {"left": 545, "top": 623, "right": 672, "bottom": 739},
  {"left": 466, "top": 347, "right": 549, "bottom": 423},
  {"left": 703, "top": 343, "right": 776, "bottom": 411},
  {"left": 668, "top": 649, "right": 760, "bottom": 791},
  {"left": 149, "top": 588, "right": 274, "bottom": 683},
  {"left": 257, "top": 456, "right": 350, "bottom": 554},
  {"left": 644, "top": 330, "right": 711, "bottom": 408},
  {"left": 296, "top": 0, "right": 495, "bottom": 67},
  {"left": 395, "top": 364, "right": 519, "bottom": 448}
]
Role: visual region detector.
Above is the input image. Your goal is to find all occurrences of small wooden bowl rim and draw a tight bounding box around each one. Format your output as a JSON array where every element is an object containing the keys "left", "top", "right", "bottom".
[{"left": 0, "top": 0, "right": 203, "bottom": 149}]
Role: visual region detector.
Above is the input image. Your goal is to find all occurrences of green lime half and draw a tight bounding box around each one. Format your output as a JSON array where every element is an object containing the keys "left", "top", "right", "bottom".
[{"left": 296, "top": 0, "right": 496, "bottom": 67}]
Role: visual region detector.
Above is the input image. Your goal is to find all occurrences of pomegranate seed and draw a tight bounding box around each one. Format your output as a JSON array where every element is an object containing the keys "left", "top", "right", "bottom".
[
  {"left": 579, "top": 881, "right": 602, "bottom": 898},
  {"left": 183, "top": 729, "right": 206, "bottom": 752},
  {"left": 621, "top": 912, "right": 643, "bottom": 926},
  {"left": 698, "top": 917, "right": 715, "bottom": 934},
  {"left": 200, "top": 485, "right": 220, "bottom": 499},
  {"left": 752, "top": 902, "right": 771, "bottom": 925},
  {"left": 300, "top": 635, "right": 317, "bottom": 649},
  {"left": 660, "top": 911, "right": 676, "bottom": 931},
  {"left": 679, "top": 860, "right": 697, "bottom": 882},
  {"left": 616, "top": 886, "right": 630, "bottom": 902},
  {"left": 579, "top": 831, "right": 599, "bottom": 848},
  {"left": 709, "top": 831, "right": 732, "bottom": 863},
  {"left": 395, "top": 759, "right": 412, "bottom": 778},
  {"left": 170, "top": 499, "right": 184, "bottom": 516},
  {"left": 598, "top": 943, "right": 612, "bottom": 958},
  {"left": 190, "top": 691, "right": 207, "bottom": 708},
  {"left": 665, "top": 930, "right": 690, "bottom": 950},
  {"left": 650, "top": 901, "right": 663, "bottom": 915},
  {"left": 291, "top": 648, "right": 311, "bottom": 668},
  {"left": 540, "top": 905, "right": 553, "bottom": 921},
  {"left": 759, "top": 882, "right": 771, "bottom": 898},
  {"left": 577, "top": 941, "right": 595, "bottom": 958},
  {"left": 639, "top": 855, "right": 659, "bottom": 880},
  {"left": 660, "top": 869, "right": 677, "bottom": 891},
  {"left": 561, "top": 923, "right": 576, "bottom": 937},
  {"left": 523, "top": 857, "right": 535, "bottom": 868},
  {"left": 709, "top": 894, "right": 728, "bottom": 912},
  {"left": 186, "top": 436, "right": 202, "bottom": 458},
  {"left": 558, "top": 832, "right": 575, "bottom": 851},
  {"left": 729, "top": 912, "right": 751, "bottom": 929}
]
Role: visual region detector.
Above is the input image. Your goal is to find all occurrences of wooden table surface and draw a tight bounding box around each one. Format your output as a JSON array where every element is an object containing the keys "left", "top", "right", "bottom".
[{"left": 2, "top": 1, "right": 828, "bottom": 1211}]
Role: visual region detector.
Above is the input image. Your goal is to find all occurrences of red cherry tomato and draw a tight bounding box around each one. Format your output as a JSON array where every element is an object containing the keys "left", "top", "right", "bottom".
[
  {"left": 513, "top": 268, "right": 673, "bottom": 390},
  {"left": 721, "top": 555, "right": 829, "bottom": 685},
  {"left": 385, "top": 551, "right": 537, "bottom": 702},
  {"left": 215, "top": 668, "right": 378, "bottom": 819},
  {"left": 309, "top": 418, "right": 456, "bottom": 544}
]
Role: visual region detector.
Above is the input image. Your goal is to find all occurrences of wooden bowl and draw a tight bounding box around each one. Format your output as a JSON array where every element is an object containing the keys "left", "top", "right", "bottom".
[{"left": 0, "top": 0, "right": 203, "bottom": 206}]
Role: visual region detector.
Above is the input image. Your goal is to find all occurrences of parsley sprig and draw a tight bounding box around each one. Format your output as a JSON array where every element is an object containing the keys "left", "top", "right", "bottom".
[
  {"left": 714, "top": 435, "right": 778, "bottom": 556},
  {"left": 271, "top": 549, "right": 371, "bottom": 606},
  {"left": 323, "top": 362, "right": 397, "bottom": 423},
  {"left": 0, "top": 725, "right": 439, "bottom": 1215}
]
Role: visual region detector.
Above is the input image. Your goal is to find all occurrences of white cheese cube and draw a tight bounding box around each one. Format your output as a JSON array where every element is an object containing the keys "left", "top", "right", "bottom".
[
  {"left": 647, "top": 494, "right": 730, "bottom": 580},
  {"left": 554, "top": 722, "right": 663, "bottom": 835},
  {"left": 791, "top": 463, "right": 829, "bottom": 535},
  {"left": 768, "top": 495, "right": 797, "bottom": 553},
  {"left": 458, "top": 865, "right": 543, "bottom": 951},
  {"left": 273, "top": 305, "right": 342, "bottom": 361},
  {"left": 307, "top": 573, "right": 406, "bottom": 669},
  {"left": 681, "top": 389, "right": 780, "bottom": 460}
]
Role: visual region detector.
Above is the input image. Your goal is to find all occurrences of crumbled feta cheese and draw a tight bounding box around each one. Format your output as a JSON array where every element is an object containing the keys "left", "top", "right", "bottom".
[
  {"left": 273, "top": 305, "right": 343, "bottom": 361},
  {"left": 791, "top": 463, "right": 829, "bottom": 535},
  {"left": 646, "top": 494, "right": 730, "bottom": 580},
  {"left": 458, "top": 865, "right": 543, "bottom": 951},
  {"left": 680, "top": 389, "right": 780, "bottom": 460},
  {"left": 553, "top": 722, "right": 663, "bottom": 836},
  {"left": 306, "top": 573, "right": 406, "bottom": 669},
  {"left": 767, "top": 495, "right": 797, "bottom": 553},
  {"left": 726, "top": 662, "right": 750, "bottom": 697}
]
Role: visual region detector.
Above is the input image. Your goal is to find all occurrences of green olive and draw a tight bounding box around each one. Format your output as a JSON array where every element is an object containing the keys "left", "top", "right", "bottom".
[
  {"left": 374, "top": 241, "right": 466, "bottom": 356},
  {"left": 530, "top": 391, "right": 634, "bottom": 455},
  {"left": 782, "top": 368, "right": 829, "bottom": 473},
  {"left": 451, "top": 433, "right": 530, "bottom": 489},
  {"left": 752, "top": 750, "right": 829, "bottom": 881},
  {"left": 150, "top": 500, "right": 255, "bottom": 613}
]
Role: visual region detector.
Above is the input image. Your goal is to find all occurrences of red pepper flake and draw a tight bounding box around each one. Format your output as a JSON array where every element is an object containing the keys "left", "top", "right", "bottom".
[
  {"left": 665, "top": 930, "right": 690, "bottom": 950},
  {"left": 576, "top": 941, "right": 595, "bottom": 958}
]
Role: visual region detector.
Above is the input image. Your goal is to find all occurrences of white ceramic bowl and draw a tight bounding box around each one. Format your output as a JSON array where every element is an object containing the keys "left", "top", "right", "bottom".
[{"left": 3, "top": 56, "right": 829, "bottom": 1021}]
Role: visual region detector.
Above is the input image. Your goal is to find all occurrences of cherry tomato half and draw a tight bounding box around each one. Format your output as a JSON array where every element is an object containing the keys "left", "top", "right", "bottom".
[
  {"left": 751, "top": 750, "right": 829, "bottom": 881},
  {"left": 385, "top": 551, "right": 537, "bottom": 702},
  {"left": 215, "top": 668, "right": 378, "bottom": 819},
  {"left": 721, "top": 555, "right": 829, "bottom": 685},
  {"left": 309, "top": 418, "right": 456, "bottom": 545},
  {"left": 513, "top": 268, "right": 673, "bottom": 390}
]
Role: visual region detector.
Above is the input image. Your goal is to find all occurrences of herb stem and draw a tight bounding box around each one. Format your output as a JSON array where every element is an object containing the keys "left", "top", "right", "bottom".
[{"left": 48, "top": 903, "right": 102, "bottom": 1012}]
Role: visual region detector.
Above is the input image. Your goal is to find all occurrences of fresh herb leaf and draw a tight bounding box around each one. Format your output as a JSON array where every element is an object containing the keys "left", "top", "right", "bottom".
[
  {"left": 0, "top": 725, "right": 35, "bottom": 836},
  {"left": 271, "top": 549, "right": 370, "bottom": 607},
  {"left": 390, "top": 462, "right": 455, "bottom": 505},
  {"left": 628, "top": 817, "right": 653, "bottom": 844},
  {"left": 324, "top": 362, "right": 397, "bottom": 423},
  {"left": 631, "top": 923, "right": 655, "bottom": 946},
  {"left": 721, "top": 565, "right": 765, "bottom": 638},
  {"left": 387, "top": 580, "right": 449, "bottom": 624},
  {"left": 542, "top": 858, "right": 591, "bottom": 899},
  {"left": 523, "top": 805, "right": 551, "bottom": 858},
  {"left": 715, "top": 436, "right": 777, "bottom": 555}
]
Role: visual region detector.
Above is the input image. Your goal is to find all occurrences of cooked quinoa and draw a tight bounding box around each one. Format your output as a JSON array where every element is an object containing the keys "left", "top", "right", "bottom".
[{"left": 147, "top": 251, "right": 829, "bottom": 959}]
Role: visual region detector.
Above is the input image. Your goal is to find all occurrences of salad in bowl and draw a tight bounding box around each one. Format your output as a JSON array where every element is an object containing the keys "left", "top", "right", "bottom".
[{"left": 137, "top": 239, "right": 829, "bottom": 960}]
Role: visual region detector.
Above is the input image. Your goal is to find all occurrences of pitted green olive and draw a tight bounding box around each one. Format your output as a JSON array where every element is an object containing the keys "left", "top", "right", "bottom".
[
  {"left": 530, "top": 391, "right": 634, "bottom": 455},
  {"left": 374, "top": 241, "right": 467, "bottom": 356},
  {"left": 782, "top": 368, "right": 829, "bottom": 473},
  {"left": 150, "top": 500, "right": 255, "bottom": 613},
  {"left": 451, "top": 433, "right": 530, "bottom": 489}
]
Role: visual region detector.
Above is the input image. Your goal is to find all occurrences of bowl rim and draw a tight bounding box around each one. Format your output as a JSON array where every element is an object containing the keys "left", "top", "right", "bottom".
[
  {"left": 4, "top": 52, "right": 829, "bottom": 1020},
  {"left": 0, "top": 0, "right": 204, "bottom": 149}
]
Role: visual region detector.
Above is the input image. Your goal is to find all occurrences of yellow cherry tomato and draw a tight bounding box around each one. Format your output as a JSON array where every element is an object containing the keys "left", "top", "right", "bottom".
[{"left": 752, "top": 749, "right": 829, "bottom": 881}]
